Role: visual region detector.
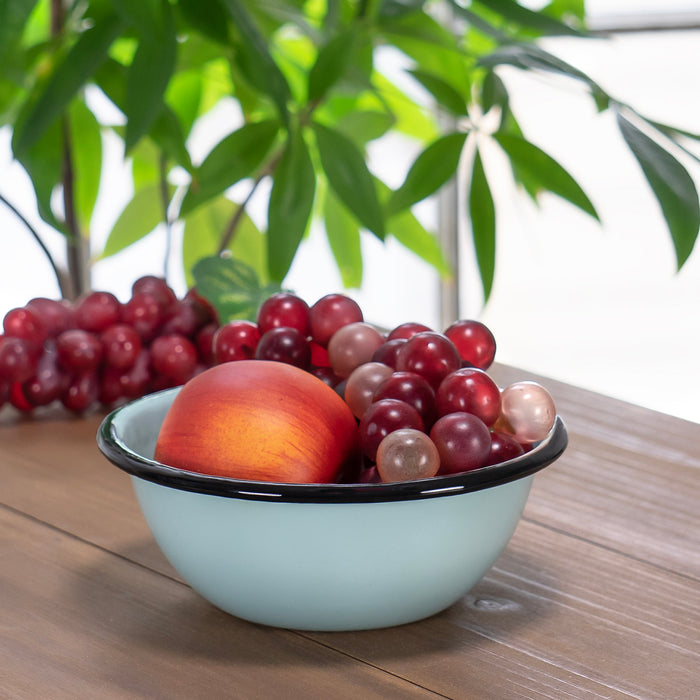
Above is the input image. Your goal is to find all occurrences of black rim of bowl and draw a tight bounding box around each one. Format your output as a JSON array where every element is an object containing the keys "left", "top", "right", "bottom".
[{"left": 97, "top": 390, "right": 568, "bottom": 504}]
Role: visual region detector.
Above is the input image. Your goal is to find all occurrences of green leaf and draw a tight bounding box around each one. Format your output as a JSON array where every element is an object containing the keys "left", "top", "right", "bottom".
[
  {"left": 192, "top": 255, "right": 281, "bottom": 322},
  {"left": 312, "top": 121, "right": 385, "bottom": 239},
  {"left": 181, "top": 119, "right": 280, "bottom": 216},
  {"left": 494, "top": 132, "right": 599, "bottom": 220},
  {"left": 219, "top": 0, "right": 291, "bottom": 122},
  {"left": 471, "top": 0, "right": 585, "bottom": 36},
  {"left": 182, "top": 195, "right": 268, "bottom": 287},
  {"left": 124, "top": 0, "right": 177, "bottom": 151},
  {"left": 323, "top": 188, "right": 363, "bottom": 288},
  {"left": 387, "top": 209, "right": 451, "bottom": 278},
  {"left": 387, "top": 132, "right": 467, "bottom": 217},
  {"left": 178, "top": 0, "right": 230, "bottom": 44},
  {"left": 101, "top": 184, "right": 164, "bottom": 259},
  {"left": 12, "top": 10, "right": 124, "bottom": 158},
  {"left": 267, "top": 127, "right": 316, "bottom": 282},
  {"left": 130, "top": 138, "right": 161, "bottom": 189},
  {"left": 334, "top": 110, "right": 396, "bottom": 146},
  {"left": 407, "top": 69, "right": 468, "bottom": 117},
  {"left": 149, "top": 107, "right": 194, "bottom": 172},
  {"left": 110, "top": 0, "right": 162, "bottom": 39},
  {"left": 308, "top": 29, "right": 356, "bottom": 103},
  {"left": 469, "top": 147, "right": 496, "bottom": 302},
  {"left": 68, "top": 99, "right": 102, "bottom": 234},
  {"left": 617, "top": 113, "right": 700, "bottom": 269},
  {"left": 165, "top": 69, "right": 202, "bottom": 139},
  {"left": 0, "top": 0, "right": 37, "bottom": 63}
]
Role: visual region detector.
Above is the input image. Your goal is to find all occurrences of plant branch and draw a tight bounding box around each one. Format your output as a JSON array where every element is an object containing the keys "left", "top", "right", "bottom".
[{"left": 0, "top": 192, "right": 71, "bottom": 297}]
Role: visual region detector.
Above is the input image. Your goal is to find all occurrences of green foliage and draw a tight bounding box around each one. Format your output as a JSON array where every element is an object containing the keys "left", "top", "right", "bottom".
[{"left": 1, "top": 0, "right": 698, "bottom": 305}]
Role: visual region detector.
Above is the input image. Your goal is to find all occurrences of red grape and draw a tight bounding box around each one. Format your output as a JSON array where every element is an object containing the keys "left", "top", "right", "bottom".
[
  {"left": 430, "top": 412, "right": 491, "bottom": 475},
  {"left": 444, "top": 320, "right": 496, "bottom": 370},
  {"left": 196, "top": 322, "right": 218, "bottom": 366},
  {"left": 100, "top": 324, "right": 141, "bottom": 370},
  {"left": 3, "top": 307, "right": 47, "bottom": 353},
  {"left": 56, "top": 329, "right": 102, "bottom": 372},
  {"left": 213, "top": 321, "right": 260, "bottom": 363},
  {"left": 23, "top": 343, "right": 68, "bottom": 406},
  {"left": 387, "top": 322, "right": 431, "bottom": 341},
  {"left": 62, "top": 371, "right": 99, "bottom": 413},
  {"left": 358, "top": 398, "right": 424, "bottom": 461},
  {"left": 75, "top": 291, "right": 122, "bottom": 333},
  {"left": 435, "top": 367, "right": 501, "bottom": 426},
  {"left": 257, "top": 292, "right": 310, "bottom": 336},
  {"left": 309, "top": 293, "right": 363, "bottom": 347},
  {"left": 160, "top": 299, "right": 203, "bottom": 337},
  {"left": 150, "top": 334, "right": 198, "bottom": 384},
  {"left": 371, "top": 338, "right": 406, "bottom": 369},
  {"left": 132, "top": 276, "right": 178, "bottom": 317},
  {"left": 122, "top": 292, "right": 163, "bottom": 341},
  {"left": 395, "top": 332, "right": 461, "bottom": 390},
  {"left": 26, "top": 297, "right": 75, "bottom": 337},
  {"left": 0, "top": 336, "right": 38, "bottom": 383}
]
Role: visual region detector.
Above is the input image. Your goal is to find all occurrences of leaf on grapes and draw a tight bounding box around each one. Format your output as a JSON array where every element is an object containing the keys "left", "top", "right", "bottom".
[
  {"left": 100, "top": 184, "right": 164, "bottom": 259},
  {"left": 312, "top": 121, "right": 385, "bottom": 240},
  {"left": 324, "top": 189, "right": 363, "bottom": 288},
  {"left": 124, "top": 0, "right": 177, "bottom": 151},
  {"left": 12, "top": 10, "right": 124, "bottom": 158},
  {"left": 386, "top": 132, "right": 467, "bottom": 217},
  {"left": 192, "top": 255, "right": 281, "bottom": 322},
  {"left": 617, "top": 112, "right": 700, "bottom": 269},
  {"left": 494, "top": 132, "right": 599, "bottom": 220},
  {"left": 308, "top": 29, "right": 357, "bottom": 103},
  {"left": 181, "top": 119, "right": 280, "bottom": 216},
  {"left": 267, "top": 127, "right": 316, "bottom": 283},
  {"left": 468, "top": 147, "right": 496, "bottom": 302}
]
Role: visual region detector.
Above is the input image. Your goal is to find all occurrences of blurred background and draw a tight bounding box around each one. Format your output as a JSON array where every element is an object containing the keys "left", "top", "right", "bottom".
[{"left": 1, "top": 0, "right": 699, "bottom": 423}]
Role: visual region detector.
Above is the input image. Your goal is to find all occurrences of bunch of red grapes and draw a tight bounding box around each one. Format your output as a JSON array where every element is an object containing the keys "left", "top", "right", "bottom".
[
  {"left": 0, "top": 276, "right": 218, "bottom": 414},
  {"left": 0, "top": 282, "right": 556, "bottom": 483},
  {"left": 213, "top": 291, "right": 557, "bottom": 483}
]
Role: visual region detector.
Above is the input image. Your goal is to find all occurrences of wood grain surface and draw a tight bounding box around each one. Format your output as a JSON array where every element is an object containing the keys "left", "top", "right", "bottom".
[{"left": 2, "top": 366, "right": 699, "bottom": 699}]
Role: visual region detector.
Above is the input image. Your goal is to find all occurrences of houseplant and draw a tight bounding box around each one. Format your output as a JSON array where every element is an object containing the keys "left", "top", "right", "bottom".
[{"left": 1, "top": 0, "right": 698, "bottom": 320}]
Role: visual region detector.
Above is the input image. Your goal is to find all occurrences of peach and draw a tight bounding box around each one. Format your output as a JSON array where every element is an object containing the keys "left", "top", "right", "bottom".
[{"left": 154, "top": 360, "right": 358, "bottom": 483}]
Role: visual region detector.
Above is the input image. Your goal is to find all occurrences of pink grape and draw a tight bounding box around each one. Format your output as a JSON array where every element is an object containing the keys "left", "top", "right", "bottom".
[
  {"left": 376, "top": 428, "right": 440, "bottom": 483},
  {"left": 344, "top": 361, "right": 394, "bottom": 419},
  {"left": 500, "top": 381, "right": 556, "bottom": 443},
  {"left": 327, "top": 322, "right": 385, "bottom": 378}
]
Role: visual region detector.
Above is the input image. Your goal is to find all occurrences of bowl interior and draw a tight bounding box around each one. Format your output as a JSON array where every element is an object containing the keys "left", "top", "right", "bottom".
[{"left": 97, "top": 387, "right": 568, "bottom": 504}]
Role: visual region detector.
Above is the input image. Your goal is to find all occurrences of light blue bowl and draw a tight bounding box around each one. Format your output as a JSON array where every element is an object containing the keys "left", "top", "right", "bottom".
[{"left": 98, "top": 387, "right": 567, "bottom": 631}]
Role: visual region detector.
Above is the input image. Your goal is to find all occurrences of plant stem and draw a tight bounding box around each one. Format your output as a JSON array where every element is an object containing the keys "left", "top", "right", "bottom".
[
  {"left": 159, "top": 154, "right": 171, "bottom": 281},
  {"left": 0, "top": 193, "right": 72, "bottom": 298}
]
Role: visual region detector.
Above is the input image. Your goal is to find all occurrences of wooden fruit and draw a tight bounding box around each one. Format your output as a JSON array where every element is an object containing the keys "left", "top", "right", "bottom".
[{"left": 154, "top": 360, "right": 358, "bottom": 483}]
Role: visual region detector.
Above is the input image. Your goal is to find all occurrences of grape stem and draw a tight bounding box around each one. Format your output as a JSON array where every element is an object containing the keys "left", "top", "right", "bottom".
[{"left": 0, "top": 192, "right": 72, "bottom": 298}]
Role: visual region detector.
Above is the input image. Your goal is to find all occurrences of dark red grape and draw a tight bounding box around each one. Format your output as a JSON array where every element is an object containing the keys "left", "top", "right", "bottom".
[
  {"left": 23, "top": 343, "right": 68, "bottom": 406},
  {"left": 0, "top": 336, "right": 38, "bottom": 383},
  {"left": 486, "top": 431, "right": 525, "bottom": 466},
  {"left": 150, "top": 334, "right": 198, "bottom": 383},
  {"left": 430, "top": 412, "right": 491, "bottom": 475},
  {"left": 62, "top": 371, "right": 99, "bottom": 413},
  {"left": 255, "top": 327, "right": 311, "bottom": 369},
  {"left": 373, "top": 371, "right": 437, "bottom": 428},
  {"left": 371, "top": 338, "right": 406, "bottom": 369},
  {"left": 358, "top": 398, "right": 424, "bottom": 461},
  {"left": 196, "top": 322, "right": 218, "bottom": 366}
]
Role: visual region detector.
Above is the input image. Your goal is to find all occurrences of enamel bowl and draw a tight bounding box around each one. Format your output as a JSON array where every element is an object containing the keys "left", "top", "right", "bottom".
[{"left": 97, "top": 387, "right": 567, "bottom": 631}]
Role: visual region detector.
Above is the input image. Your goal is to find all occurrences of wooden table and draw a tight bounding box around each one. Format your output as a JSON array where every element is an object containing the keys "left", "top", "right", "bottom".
[{"left": 2, "top": 365, "right": 699, "bottom": 699}]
